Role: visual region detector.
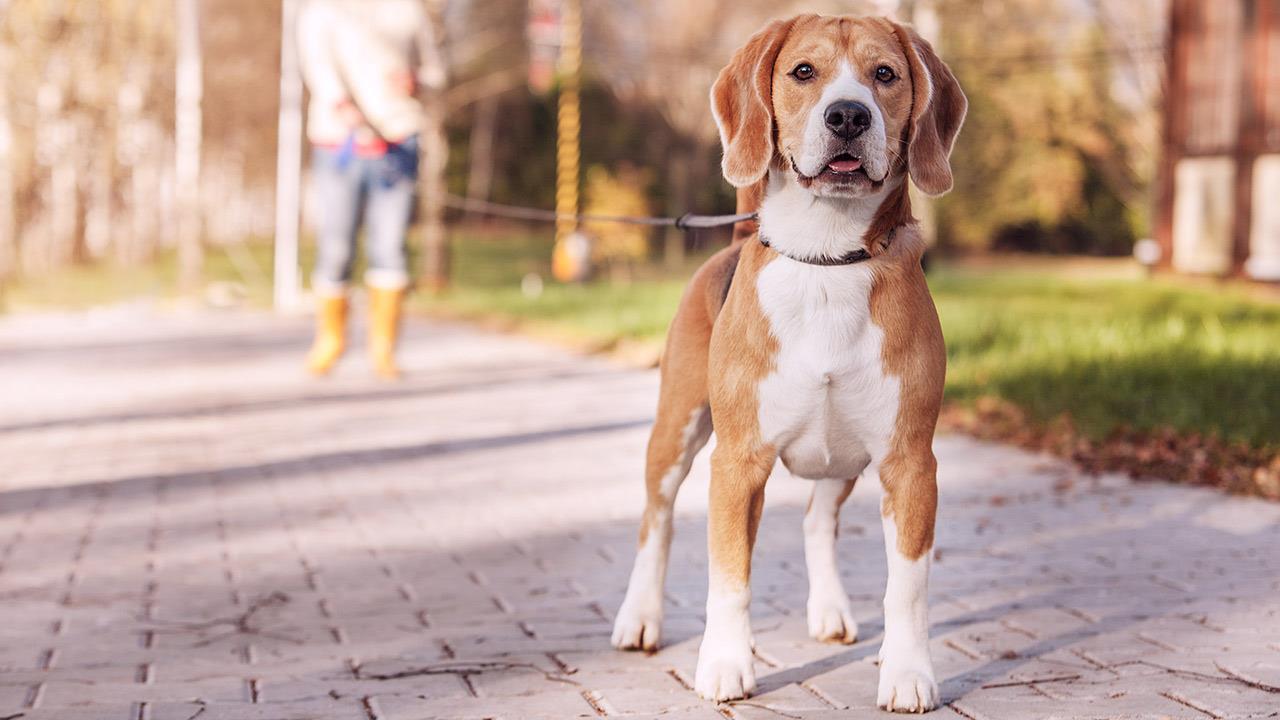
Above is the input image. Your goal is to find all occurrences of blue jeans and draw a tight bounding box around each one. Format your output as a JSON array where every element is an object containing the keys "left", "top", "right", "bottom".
[{"left": 311, "top": 135, "right": 418, "bottom": 295}]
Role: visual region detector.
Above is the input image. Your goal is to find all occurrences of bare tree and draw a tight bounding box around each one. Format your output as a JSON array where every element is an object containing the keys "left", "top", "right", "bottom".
[
  {"left": 0, "top": 42, "right": 14, "bottom": 291},
  {"left": 273, "top": 0, "right": 304, "bottom": 310},
  {"left": 175, "top": 0, "right": 204, "bottom": 291},
  {"left": 419, "top": 98, "right": 450, "bottom": 291},
  {"left": 417, "top": 0, "right": 451, "bottom": 292},
  {"left": 465, "top": 92, "right": 500, "bottom": 207}
]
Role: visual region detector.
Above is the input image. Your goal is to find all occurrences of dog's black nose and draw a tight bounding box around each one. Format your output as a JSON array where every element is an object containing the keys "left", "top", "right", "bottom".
[{"left": 824, "top": 101, "right": 872, "bottom": 139}]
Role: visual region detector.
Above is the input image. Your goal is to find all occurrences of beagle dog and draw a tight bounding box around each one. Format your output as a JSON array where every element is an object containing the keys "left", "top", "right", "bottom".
[{"left": 610, "top": 14, "right": 966, "bottom": 713}]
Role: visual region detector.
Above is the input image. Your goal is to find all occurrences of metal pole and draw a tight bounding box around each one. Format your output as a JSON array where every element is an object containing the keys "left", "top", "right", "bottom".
[
  {"left": 274, "top": 0, "right": 304, "bottom": 311},
  {"left": 551, "top": 0, "right": 582, "bottom": 281}
]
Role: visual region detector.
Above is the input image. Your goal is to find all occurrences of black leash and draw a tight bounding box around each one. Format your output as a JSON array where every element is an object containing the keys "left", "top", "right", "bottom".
[
  {"left": 444, "top": 194, "right": 758, "bottom": 230},
  {"left": 444, "top": 191, "right": 898, "bottom": 264}
]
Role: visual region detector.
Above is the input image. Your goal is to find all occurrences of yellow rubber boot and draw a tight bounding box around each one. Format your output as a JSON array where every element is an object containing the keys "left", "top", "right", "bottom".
[
  {"left": 368, "top": 286, "right": 405, "bottom": 380},
  {"left": 306, "top": 295, "right": 348, "bottom": 375}
]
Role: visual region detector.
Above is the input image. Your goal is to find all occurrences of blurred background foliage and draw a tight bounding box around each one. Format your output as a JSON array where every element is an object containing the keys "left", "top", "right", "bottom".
[
  {"left": 0, "top": 0, "right": 1165, "bottom": 288},
  {"left": 582, "top": 164, "right": 653, "bottom": 278},
  {"left": 1, "top": 0, "right": 1274, "bottom": 482},
  {"left": 935, "top": 0, "right": 1161, "bottom": 254},
  {"left": 0, "top": 0, "right": 283, "bottom": 278}
]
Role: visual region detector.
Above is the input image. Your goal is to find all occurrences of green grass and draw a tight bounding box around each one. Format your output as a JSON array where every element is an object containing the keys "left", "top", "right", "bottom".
[
  {"left": 414, "top": 229, "right": 706, "bottom": 348},
  {"left": 931, "top": 268, "right": 1279, "bottom": 448},
  {"left": 6, "top": 230, "right": 1277, "bottom": 449},
  {"left": 423, "top": 233, "right": 1280, "bottom": 449}
]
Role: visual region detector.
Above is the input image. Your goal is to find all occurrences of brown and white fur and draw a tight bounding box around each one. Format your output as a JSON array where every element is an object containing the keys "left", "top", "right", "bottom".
[{"left": 610, "top": 14, "right": 966, "bottom": 714}]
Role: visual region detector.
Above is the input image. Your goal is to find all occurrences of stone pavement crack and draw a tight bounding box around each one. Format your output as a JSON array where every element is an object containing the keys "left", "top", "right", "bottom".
[
  {"left": 1109, "top": 660, "right": 1280, "bottom": 694},
  {"left": 730, "top": 701, "right": 804, "bottom": 719},
  {"left": 980, "top": 674, "right": 1082, "bottom": 689},
  {"left": 1213, "top": 661, "right": 1280, "bottom": 694},
  {"left": 363, "top": 661, "right": 580, "bottom": 686},
  {"left": 144, "top": 591, "right": 296, "bottom": 646}
]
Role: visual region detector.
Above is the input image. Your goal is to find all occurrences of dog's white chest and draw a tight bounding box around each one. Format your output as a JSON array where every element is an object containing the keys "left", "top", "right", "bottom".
[{"left": 755, "top": 259, "right": 900, "bottom": 480}]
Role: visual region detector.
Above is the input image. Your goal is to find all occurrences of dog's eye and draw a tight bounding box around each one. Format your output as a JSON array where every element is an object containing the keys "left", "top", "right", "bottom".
[
  {"left": 790, "top": 63, "right": 815, "bottom": 81},
  {"left": 875, "top": 66, "right": 897, "bottom": 84}
]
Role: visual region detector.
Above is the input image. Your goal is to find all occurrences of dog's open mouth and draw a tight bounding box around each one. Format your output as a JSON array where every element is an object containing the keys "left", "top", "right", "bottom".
[
  {"left": 791, "top": 154, "right": 879, "bottom": 189},
  {"left": 823, "top": 153, "right": 864, "bottom": 176}
]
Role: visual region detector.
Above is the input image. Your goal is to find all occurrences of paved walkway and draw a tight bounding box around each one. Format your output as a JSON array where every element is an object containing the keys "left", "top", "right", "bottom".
[{"left": 1, "top": 304, "right": 1278, "bottom": 720}]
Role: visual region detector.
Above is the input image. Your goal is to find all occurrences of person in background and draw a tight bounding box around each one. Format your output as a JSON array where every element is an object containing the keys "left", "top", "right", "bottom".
[{"left": 299, "top": 0, "right": 445, "bottom": 379}]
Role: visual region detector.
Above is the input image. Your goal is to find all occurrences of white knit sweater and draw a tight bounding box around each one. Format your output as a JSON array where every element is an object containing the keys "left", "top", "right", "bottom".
[{"left": 298, "top": 0, "right": 445, "bottom": 146}]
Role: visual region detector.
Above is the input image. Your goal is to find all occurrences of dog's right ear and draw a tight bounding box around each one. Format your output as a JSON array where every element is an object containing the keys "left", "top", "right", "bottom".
[{"left": 711, "top": 16, "right": 804, "bottom": 188}]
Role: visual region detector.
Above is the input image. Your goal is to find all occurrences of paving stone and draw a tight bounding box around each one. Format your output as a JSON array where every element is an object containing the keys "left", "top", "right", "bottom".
[{"left": 1, "top": 306, "right": 1278, "bottom": 719}]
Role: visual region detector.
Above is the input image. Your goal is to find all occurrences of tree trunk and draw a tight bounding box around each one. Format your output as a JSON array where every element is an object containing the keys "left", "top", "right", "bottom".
[
  {"left": 0, "top": 97, "right": 14, "bottom": 289},
  {"left": 416, "top": 0, "right": 451, "bottom": 292},
  {"left": 85, "top": 134, "right": 115, "bottom": 260},
  {"left": 50, "top": 121, "right": 78, "bottom": 271},
  {"left": 273, "top": 0, "right": 304, "bottom": 310},
  {"left": 903, "top": 0, "right": 940, "bottom": 248},
  {"left": 465, "top": 92, "right": 499, "bottom": 212},
  {"left": 0, "top": 39, "right": 11, "bottom": 307},
  {"left": 175, "top": 0, "right": 204, "bottom": 292},
  {"left": 419, "top": 101, "right": 450, "bottom": 292},
  {"left": 663, "top": 140, "right": 691, "bottom": 269},
  {"left": 687, "top": 138, "right": 712, "bottom": 251},
  {"left": 125, "top": 129, "right": 162, "bottom": 266}
]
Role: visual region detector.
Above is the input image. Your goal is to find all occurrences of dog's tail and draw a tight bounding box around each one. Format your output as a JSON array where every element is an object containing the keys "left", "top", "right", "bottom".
[{"left": 731, "top": 178, "right": 766, "bottom": 244}]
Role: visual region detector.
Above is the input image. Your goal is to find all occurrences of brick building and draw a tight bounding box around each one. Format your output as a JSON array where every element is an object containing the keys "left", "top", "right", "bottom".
[{"left": 1158, "top": 0, "right": 1280, "bottom": 280}]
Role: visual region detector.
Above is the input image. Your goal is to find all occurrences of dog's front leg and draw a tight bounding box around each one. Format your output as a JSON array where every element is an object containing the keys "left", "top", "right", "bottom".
[
  {"left": 694, "top": 443, "right": 774, "bottom": 702},
  {"left": 876, "top": 448, "right": 939, "bottom": 713}
]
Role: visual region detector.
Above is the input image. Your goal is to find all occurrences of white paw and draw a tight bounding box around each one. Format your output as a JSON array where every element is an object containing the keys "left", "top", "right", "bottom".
[
  {"left": 611, "top": 599, "right": 662, "bottom": 651},
  {"left": 807, "top": 595, "right": 858, "bottom": 644},
  {"left": 877, "top": 658, "right": 939, "bottom": 713},
  {"left": 694, "top": 638, "right": 756, "bottom": 701}
]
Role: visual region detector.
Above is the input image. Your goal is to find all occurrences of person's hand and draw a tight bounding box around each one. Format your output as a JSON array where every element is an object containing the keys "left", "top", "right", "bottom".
[{"left": 419, "top": 63, "right": 446, "bottom": 92}]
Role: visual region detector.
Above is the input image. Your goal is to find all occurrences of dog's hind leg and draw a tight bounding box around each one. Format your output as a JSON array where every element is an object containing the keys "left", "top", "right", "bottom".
[
  {"left": 611, "top": 397, "right": 710, "bottom": 652},
  {"left": 612, "top": 255, "right": 730, "bottom": 651},
  {"left": 804, "top": 478, "right": 859, "bottom": 644}
]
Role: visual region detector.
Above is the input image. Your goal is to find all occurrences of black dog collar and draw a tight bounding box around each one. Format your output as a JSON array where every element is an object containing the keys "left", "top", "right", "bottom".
[{"left": 759, "top": 227, "right": 896, "bottom": 266}]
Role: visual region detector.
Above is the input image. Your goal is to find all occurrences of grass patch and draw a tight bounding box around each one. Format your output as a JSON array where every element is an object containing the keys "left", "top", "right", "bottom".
[
  {"left": 423, "top": 233, "right": 1279, "bottom": 452},
  {"left": 413, "top": 228, "right": 704, "bottom": 349},
  {"left": 932, "top": 267, "right": 1280, "bottom": 449},
  {"left": 1, "top": 240, "right": 297, "bottom": 312},
  {"left": 6, "top": 229, "right": 1276, "bottom": 457}
]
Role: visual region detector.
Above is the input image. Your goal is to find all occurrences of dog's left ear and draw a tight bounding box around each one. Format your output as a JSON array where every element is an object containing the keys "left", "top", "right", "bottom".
[
  {"left": 711, "top": 16, "right": 807, "bottom": 188},
  {"left": 894, "top": 24, "right": 967, "bottom": 196}
]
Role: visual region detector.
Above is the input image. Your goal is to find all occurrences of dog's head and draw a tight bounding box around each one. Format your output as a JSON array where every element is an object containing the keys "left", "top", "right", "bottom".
[{"left": 711, "top": 14, "right": 966, "bottom": 199}]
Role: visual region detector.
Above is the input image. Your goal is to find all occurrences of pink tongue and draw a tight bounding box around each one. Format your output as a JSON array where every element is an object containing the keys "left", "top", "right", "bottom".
[{"left": 828, "top": 157, "right": 862, "bottom": 173}]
